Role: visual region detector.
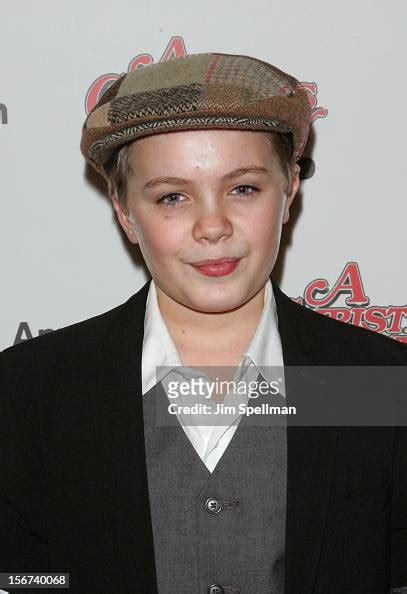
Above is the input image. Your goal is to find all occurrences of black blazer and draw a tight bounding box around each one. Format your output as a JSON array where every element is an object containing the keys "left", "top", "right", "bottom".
[{"left": 1, "top": 278, "right": 406, "bottom": 594}]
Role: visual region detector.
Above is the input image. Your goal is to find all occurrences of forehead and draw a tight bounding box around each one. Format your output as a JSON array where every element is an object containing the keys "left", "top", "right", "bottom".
[{"left": 126, "top": 129, "right": 277, "bottom": 174}]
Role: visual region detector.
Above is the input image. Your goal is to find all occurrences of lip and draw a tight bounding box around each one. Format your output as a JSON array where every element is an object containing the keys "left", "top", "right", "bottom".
[
  {"left": 191, "top": 257, "right": 241, "bottom": 266},
  {"left": 191, "top": 258, "right": 241, "bottom": 277}
]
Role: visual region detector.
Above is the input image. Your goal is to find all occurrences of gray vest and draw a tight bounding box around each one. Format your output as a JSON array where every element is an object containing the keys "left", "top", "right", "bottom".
[{"left": 142, "top": 379, "right": 287, "bottom": 594}]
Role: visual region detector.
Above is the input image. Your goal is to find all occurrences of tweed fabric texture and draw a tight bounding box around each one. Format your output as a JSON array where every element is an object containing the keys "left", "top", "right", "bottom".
[{"left": 81, "top": 52, "right": 311, "bottom": 181}]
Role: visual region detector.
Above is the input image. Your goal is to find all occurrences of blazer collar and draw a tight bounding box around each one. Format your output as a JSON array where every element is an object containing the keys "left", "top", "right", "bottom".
[
  {"left": 271, "top": 278, "right": 338, "bottom": 594},
  {"left": 100, "top": 277, "right": 337, "bottom": 594},
  {"left": 271, "top": 278, "right": 322, "bottom": 363},
  {"left": 94, "top": 279, "right": 157, "bottom": 592}
]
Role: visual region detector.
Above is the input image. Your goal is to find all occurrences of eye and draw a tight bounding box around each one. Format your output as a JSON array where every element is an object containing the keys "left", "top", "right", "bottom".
[
  {"left": 156, "top": 192, "right": 185, "bottom": 208},
  {"left": 231, "top": 184, "right": 259, "bottom": 196}
]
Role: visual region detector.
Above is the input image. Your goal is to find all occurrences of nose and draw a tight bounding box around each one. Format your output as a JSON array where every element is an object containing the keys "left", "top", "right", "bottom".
[{"left": 192, "top": 202, "right": 233, "bottom": 243}]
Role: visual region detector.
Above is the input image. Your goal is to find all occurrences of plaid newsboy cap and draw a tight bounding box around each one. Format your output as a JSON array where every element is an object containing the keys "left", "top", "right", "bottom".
[{"left": 81, "top": 52, "right": 312, "bottom": 181}]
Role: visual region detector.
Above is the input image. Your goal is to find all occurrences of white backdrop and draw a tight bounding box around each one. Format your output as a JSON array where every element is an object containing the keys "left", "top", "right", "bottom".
[{"left": 1, "top": 0, "right": 406, "bottom": 350}]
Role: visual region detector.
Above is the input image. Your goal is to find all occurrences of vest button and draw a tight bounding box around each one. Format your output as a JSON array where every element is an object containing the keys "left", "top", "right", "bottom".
[
  {"left": 208, "top": 585, "right": 224, "bottom": 594},
  {"left": 205, "top": 497, "right": 223, "bottom": 514}
]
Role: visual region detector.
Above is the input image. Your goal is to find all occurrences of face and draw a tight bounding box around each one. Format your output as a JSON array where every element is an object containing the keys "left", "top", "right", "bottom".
[{"left": 113, "top": 129, "right": 300, "bottom": 316}]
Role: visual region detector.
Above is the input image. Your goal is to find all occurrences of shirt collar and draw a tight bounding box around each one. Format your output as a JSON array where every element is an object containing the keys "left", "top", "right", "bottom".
[
  {"left": 243, "top": 278, "right": 285, "bottom": 387},
  {"left": 142, "top": 279, "right": 183, "bottom": 395}
]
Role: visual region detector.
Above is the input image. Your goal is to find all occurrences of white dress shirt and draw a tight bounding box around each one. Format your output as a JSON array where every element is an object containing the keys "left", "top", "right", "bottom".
[{"left": 142, "top": 278, "right": 285, "bottom": 473}]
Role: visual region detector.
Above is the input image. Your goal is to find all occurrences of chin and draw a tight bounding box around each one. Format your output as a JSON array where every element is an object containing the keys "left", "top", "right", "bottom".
[{"left": 185, "top": 293, "right": 245, "bottom": 314}]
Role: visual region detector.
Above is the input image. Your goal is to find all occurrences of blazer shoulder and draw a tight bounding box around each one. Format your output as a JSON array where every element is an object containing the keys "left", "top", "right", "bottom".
[
  {"left": 274, "top": 282, "right": 407, "bottom": 364},
  {"left": 0, "top": 281, "right": 150, "bottom": 368}
]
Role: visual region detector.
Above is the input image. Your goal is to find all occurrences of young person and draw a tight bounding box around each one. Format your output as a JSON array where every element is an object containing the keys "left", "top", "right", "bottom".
[{"left": 1, "top": 52, "right": 406, "bottom": 594}]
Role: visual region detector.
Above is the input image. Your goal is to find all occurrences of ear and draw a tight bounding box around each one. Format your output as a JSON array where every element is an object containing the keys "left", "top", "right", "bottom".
[
  {"left": 112, "top": 198, "right": 139, "bottom": 245},
  {"left": 282, "top": 163, "right": 300, "bottom": 224}
]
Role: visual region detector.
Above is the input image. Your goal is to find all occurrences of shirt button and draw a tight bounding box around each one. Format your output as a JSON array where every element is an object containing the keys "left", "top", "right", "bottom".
[
  {"left": 205, "top": 497, "right": 223, "bottom": 514},
  {"left": 208, "top": 585, "right": 224, "bottom": 594}
]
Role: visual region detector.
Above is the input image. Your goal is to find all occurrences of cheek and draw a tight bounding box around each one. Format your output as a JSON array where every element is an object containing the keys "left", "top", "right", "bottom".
[
  {"left": 134, "top": 215, "right": 185, "bottom": 260},
  {"left": 244, "top": 201, "right": 285, "bottom": 246}
]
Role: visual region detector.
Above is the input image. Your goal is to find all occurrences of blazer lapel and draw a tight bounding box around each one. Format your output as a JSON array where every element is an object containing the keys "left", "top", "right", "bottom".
[
  {"left": 94, "top": 279, "right": 158, "bottom": 593},
  {"left": 272, "top": 280, "right": 338, "bottom": 594}
]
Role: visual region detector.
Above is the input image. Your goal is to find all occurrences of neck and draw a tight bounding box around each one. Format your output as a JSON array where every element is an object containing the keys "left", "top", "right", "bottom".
[{"left": 155, "top": 282, "right": 267, "bottom": 357}]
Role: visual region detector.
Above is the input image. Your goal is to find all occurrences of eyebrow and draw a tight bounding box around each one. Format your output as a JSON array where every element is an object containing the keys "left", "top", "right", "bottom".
[{"left": 142, "top": 166, "right": 270, "bottom": 191}]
